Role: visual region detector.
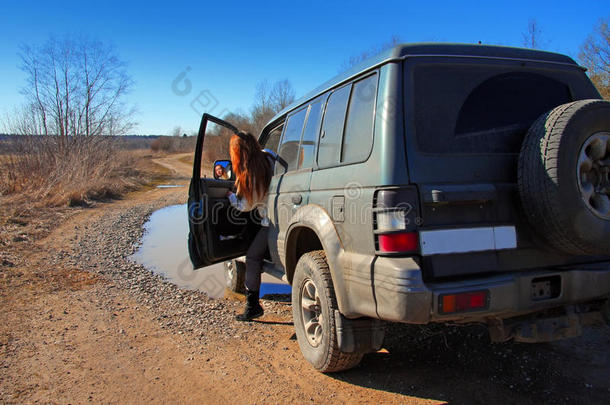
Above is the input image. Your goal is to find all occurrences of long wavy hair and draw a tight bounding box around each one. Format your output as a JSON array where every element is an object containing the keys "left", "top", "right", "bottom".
[{"left": 229, "top": 131, "right": 272, "bottom": 205}]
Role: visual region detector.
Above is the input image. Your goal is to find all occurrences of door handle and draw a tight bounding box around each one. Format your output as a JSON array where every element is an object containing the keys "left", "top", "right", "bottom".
[{"left": 291, "top": 194, "right": 303, "bottom": 205}]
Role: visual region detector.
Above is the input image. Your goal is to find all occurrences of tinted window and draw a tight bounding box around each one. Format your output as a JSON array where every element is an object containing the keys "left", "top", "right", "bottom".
[
  {"left": 299, "top": 99, "right": 324, "bottom": 169},
  {"left": 264, "top": 124, "right": 283, "bottom": 153},
  {"left": 413, "top": 64, "right": 572, "bottom": 154},
  {"left": 456, "top": 72, "right": 571, "bottom": 136},
  {"left": 278, "top": 108, "right": 307, "bottom": 172},
  {"left": 342, "top": 74, "right": 377, "bottom": 163},
  {"left": 318, "top": 85, "right": 351, "bottom": 168}
]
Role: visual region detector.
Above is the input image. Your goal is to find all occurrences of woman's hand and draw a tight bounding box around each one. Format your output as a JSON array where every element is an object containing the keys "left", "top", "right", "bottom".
[{"left": 225, "top": 190, "right": 233, "bottom": 198}]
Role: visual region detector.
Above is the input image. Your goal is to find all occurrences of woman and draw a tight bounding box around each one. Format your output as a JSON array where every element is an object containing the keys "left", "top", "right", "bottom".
[
  {"left": 214, "top": 164, "right": 228, "bottom": 179},
  {"left": 226, "top": 131, "right": 273, "bottom": 321}
]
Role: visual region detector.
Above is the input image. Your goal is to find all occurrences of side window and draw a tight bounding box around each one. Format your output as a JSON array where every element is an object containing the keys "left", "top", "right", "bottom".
[
  {"left": 342, "top": 74, "right": 377, "bottom": 163},
  {"left": 264, "top": 124, "right": 283, "bottom": 153},
  {"left": 298, "top": 99, "right": 324, "bottom": 169},
  {"left": 317, "top": 85, "right": 351, "bottom": 168},
  {"left": 277, "top": 107, "right": 307, "bottom": 173}
]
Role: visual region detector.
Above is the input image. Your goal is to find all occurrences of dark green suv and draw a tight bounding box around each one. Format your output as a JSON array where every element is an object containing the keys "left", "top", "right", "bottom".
[{"left": 188, "top": 43, "right": 610, "bottom": 372}]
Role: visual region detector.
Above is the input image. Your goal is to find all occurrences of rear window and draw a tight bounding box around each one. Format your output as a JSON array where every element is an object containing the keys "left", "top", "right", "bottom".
[{"left": 413, "top": 64, "right": 572, "bottom": 154}]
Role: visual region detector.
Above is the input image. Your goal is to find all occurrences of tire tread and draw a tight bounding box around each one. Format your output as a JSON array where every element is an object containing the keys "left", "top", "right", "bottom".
[
  {"left": 294, "top": 250, "right": 363, "bottom": 372},
  {"left": 518, "top": 99, "right": 610, "bottom": 254}
]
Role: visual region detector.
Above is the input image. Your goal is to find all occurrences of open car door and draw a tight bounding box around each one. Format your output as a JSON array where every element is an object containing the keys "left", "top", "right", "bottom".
[{"left": 187, "top": 114, "right": 261, "bottom": 268}]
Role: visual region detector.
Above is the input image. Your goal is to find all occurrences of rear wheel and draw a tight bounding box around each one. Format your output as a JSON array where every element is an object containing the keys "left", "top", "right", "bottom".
[{"left": 292, "top": 250, "right": 363, "bottom": 372}]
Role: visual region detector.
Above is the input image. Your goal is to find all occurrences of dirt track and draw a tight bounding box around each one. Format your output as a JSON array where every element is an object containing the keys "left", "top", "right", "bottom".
[{"left": 1, "top": 153, "right": 609, "bottom": 404}]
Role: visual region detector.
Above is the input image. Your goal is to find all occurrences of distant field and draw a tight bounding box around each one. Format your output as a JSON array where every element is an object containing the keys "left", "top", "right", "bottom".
[
  {"left": 0, "top": 135, "right": 160, "bottom": 151},
  {"left": 0, "top": 142, "right": 12, "bottom": 154},
  {"left": 0, "top": 138, "right": 155, "bottom": 206},
  {"left": 0, "top": 134, "right": 201, "bottom": 205}
]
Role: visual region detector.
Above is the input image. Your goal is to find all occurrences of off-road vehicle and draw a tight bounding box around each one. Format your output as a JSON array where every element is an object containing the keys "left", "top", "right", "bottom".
[{"left": 188, "top": 43, "right": 610, "bottom": 372}]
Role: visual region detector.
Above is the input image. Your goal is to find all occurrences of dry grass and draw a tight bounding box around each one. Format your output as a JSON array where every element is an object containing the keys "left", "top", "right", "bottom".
[
  {"left": 150, "top": 136, "right": 196, "bottom": 153},
  {"left": 0, "top": 136, "right": 151, "bottom": 207},
  {"left": 178, "top": 154, "right": 194, "bottom": 166}
]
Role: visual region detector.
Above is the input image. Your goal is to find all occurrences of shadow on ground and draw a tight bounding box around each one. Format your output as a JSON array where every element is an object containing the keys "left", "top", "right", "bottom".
[{"left": 329, "top": 323, "right": 609, "bottom": 405}]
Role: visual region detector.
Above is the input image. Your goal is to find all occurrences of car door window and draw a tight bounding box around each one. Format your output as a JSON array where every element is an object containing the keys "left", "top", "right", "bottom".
[
  {"left": 264, "top": 124, "right": 284, "bottom": 153},
  {"left": 317, "top": 84, "right": 351, "bottom": 168},
  {"left": 298, "top": 99, "right": 324, "bottom": 169},
  {"left": 277, "top": 107, "right": 307, "bottom": 173},
  {"left": 342, "top": 73, "right": 377, "bottom": 163}
]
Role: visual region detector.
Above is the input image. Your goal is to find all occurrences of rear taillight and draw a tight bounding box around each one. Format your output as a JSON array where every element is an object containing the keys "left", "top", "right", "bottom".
[
  {"left": 439, "top": 291, "right": 489, "bottom": 314},
  {"left": 374, "top": 188, "right": 421, "bottom": 255},
  {"left": 376, "top": 210, "right": 407, "bottom": 232},
  {"left": 378, "top": 232, "right": 418, "bottom": 253}
]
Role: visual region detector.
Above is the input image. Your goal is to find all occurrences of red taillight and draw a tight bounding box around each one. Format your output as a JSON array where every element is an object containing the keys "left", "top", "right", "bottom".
[
  {"left": 440, "top": 291, "right": 488, "bottom": 314},
  {"left": 378, "top": 232, "right": 418, "bottom": 253}
]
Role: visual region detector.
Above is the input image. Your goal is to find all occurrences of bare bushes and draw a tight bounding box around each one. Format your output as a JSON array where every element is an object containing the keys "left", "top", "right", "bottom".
[
  {"left": 1, "top": 35, "right": 143, "bottom": 207},
  {"left": 1, "top": 135, "right": 145, "bottom": 206},
  {"left": 150, "top": 136, "right": 196, "bottom": 153}
]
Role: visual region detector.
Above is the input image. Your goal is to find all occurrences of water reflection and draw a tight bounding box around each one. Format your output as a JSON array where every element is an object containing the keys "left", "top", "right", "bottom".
[{"left": 131, "top": 204, "right": 290, "bottom": 299}]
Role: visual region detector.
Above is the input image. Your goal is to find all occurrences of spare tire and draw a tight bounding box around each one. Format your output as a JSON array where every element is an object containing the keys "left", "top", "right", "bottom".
[{"left": 518, "top": 99, "right": 610, "bottom": 255}]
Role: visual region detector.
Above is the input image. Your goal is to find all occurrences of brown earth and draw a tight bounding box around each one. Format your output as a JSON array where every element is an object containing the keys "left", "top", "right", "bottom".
[{"left": 1, "top": 153, "right": 608, "bottom": 404}]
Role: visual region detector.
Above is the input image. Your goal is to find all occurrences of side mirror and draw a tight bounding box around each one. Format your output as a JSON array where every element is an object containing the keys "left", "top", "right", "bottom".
[{"left": 213, "top": 160, "right": 234, "bottom": 180}]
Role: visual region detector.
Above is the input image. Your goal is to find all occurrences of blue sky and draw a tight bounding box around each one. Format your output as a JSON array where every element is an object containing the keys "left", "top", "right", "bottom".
[{"left": 0, "top": 0, "right": 607, "bottom": 135}]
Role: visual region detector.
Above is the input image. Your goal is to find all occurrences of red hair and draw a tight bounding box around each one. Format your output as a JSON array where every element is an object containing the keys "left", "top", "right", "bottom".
[{"left": 229, "top": 132, "right": 271, "bottom": 204}]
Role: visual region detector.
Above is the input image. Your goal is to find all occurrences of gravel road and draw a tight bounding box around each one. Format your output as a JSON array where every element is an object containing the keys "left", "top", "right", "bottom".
[
  {"left": 71, "top": 194, "right": 292, "bottom": 342},
  {"left": 1, "top": 153, "right": 608, "bottom": 404}
]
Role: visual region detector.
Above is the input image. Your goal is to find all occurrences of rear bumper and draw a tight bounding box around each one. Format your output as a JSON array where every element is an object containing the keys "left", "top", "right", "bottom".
[{"left": 373, "top": 257, "right": 610, "bottom": 324}]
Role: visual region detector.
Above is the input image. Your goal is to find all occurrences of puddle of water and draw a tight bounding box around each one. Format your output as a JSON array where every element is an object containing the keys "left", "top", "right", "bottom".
[
  {"left": 260, "top": 283, "right": 292, "bottom": 298},
  {"left": 156, "top": 184, "right": 184, "bottom": 188},
  {"left": 131, "top": 204, "right": 290, "bottom": 299}
]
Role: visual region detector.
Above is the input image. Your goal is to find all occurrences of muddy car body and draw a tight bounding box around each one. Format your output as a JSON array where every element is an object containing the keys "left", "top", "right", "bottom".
[{"left": 189, "top": 43, "right": 610, "bottom": 371}]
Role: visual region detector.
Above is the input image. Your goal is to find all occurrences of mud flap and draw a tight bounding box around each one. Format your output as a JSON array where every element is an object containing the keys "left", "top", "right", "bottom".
[{"left": 334, "top": 310, "right": 385, "bottom": 353}]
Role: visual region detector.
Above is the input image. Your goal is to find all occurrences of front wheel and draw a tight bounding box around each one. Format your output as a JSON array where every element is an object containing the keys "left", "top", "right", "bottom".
[
  {"left": 225, "top": 258, "right": 246, "bottom": 294},
  {"left": 291, "top": 250, "right": 363, "bottom": 372}
]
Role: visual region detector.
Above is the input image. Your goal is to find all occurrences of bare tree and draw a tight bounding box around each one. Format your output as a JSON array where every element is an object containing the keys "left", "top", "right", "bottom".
[
  {"left": 340, "top": 35, "right": 402, "bottom": 72},
  {"left": 250, "top": 79, "right": 295, "bottom": 135},
  {"left": 522, "top": 19, "right": 545, "bottom": 49},
  {"left": 171, "top": 126, "right": 182, "bottom": 137},
  {"left": 270, "top": 79, "right": 295, "bottom": 111},
  {"left": 18, "top": 35, "right": 136, "bottom": 138},
  {"left": 3, "top": 103, "right": 47, "bottom": 137},
  {"left": 579, "top": 17, "right": 610, "bottom": 99},
  {"left": 223, "top": 111, "right": 256, "bottom": 134},
  {"left": 250, "top": 80, "right": 275, "bottom": 134}
]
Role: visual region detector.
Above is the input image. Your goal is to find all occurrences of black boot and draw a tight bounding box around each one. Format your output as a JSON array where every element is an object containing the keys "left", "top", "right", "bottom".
[{"left": 235, "top": 290, "right": 264, "bottom": 321}]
